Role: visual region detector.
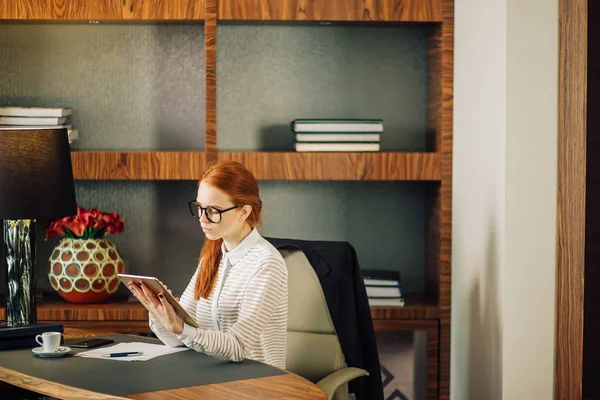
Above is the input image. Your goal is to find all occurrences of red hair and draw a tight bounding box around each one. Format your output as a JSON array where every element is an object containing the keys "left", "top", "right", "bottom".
[{"left": 194, "top": 161, "right": 262, "bottom": 300}]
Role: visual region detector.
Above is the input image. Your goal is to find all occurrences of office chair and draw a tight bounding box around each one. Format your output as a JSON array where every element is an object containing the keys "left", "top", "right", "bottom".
[{"left": 281, "top": 249, "right": 368, "bottom": 400}]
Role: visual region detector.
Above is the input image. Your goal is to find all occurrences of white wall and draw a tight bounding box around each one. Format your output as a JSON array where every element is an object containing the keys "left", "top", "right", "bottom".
[{"left": 452, "top": 0, "right": 558, "bottom": 398}]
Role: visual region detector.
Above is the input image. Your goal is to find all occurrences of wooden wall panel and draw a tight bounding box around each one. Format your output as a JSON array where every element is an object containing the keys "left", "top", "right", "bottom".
[
  {"left": 70, "top": 152, "right": 207, "bottom": 180},
  {"left": 218, "top": 152, "right": 440, "bottom": 181},
  {"left": 0, "top": 0, "right": 122, "bottom": 19},
  {"left": 204, "top": 0, "right": 217, "bottom": 160},
  {"left": 555, "top": 0, "right": 587, "bottom": 399},
  {"left": 218, "top": 0, "right": 442, "bottom": 22},
  {"left": 438, "top": 0, "right": 453, "bottom": 398},
  {"left": 123, "top": 0, "right": 204, "bottom": 20}
]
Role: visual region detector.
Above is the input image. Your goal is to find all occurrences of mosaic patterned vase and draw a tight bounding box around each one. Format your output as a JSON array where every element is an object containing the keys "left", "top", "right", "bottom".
[{"left": 47, "top": 238, "right": 124, "bottom": 303}]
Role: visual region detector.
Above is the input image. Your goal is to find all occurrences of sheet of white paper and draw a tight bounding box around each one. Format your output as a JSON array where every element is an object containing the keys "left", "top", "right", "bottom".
[{"left": 74, "top": 342, "right": 189, "bottom": 361}]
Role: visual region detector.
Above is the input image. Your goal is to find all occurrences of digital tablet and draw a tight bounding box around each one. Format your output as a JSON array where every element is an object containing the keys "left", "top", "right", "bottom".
[{"left": 118, "top": 273, "right": 199, "bottom": 328}]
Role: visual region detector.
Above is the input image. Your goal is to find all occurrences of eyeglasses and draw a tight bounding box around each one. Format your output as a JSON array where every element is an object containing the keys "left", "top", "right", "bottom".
[{"left": 188, "top": 201, "right": 238, "bottom": 224}]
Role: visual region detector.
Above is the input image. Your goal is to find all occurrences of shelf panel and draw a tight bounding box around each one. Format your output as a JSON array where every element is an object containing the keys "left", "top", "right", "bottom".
[
  {"left": 370, "top": 294, "right": 439, "bottom": 320},
  {"left": 218, "top": 0, "right": 442, "bottom": 22},
  {"left": 0, "top": 296, "right": 148, "bottom": 322},
  {"left": 122, "top": 0, "right": 205, "bottom": 20},
  {"left": 0, "top": 0, "right": 122, "bottom": 20},
  {"left": 70, "top": 151, "right": 207, "bottom": 180},
  {"left": 218, "top": 152, "right": 440, "bottom": 181},
  {"left": 1, "top": 295, "right": 437, "bottom": 325}
]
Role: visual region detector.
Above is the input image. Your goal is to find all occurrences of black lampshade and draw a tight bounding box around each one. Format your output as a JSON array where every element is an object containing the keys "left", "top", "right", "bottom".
[{"left": 0, "top": 129, "right": 77, "bottom": 220}]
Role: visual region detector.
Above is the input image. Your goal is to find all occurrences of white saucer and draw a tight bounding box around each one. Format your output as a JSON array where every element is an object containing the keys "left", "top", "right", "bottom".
[{"left": 32, "top": 346, "right": 71, "bottom": 358}]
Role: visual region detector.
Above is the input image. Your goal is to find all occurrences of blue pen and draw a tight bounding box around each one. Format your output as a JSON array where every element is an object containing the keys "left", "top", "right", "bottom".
[{"left": 101, "top": 351, "right": 143, "bottom": 358}]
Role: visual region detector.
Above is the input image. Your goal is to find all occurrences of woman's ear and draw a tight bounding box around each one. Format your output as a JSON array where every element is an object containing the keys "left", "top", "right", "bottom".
[{"left": 238, "top": 205, "right": 252, "bottom": 222}]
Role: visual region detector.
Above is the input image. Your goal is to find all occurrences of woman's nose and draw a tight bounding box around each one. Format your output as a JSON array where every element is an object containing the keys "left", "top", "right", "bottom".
[{"left": 199, "top": 210, "right": 210, "bottom": 223}]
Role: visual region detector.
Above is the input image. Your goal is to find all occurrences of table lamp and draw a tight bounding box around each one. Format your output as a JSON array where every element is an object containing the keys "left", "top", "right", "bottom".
[{"left": 0, "top": 128, "right": 76, "bottom": 348}]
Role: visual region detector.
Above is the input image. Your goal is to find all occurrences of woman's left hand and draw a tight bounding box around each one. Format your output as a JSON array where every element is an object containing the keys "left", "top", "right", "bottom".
[{"left": 129, "top": 282, "right": 183, "bottom": 335}]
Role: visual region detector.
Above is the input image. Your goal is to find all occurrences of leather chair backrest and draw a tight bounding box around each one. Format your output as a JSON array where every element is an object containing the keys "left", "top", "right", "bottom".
[{"left": 281, "top": 249, "right": 346, "bottom": 383}]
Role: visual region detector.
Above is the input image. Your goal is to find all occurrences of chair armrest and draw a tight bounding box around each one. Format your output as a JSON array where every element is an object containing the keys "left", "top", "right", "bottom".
[{"left": 316, "top": 367, "right": 368, "bottom": 400}]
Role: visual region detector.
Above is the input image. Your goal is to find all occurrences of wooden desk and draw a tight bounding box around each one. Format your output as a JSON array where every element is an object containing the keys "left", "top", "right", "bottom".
[{"left": 0, "top": 328, "right": 327, "bottom": 400}]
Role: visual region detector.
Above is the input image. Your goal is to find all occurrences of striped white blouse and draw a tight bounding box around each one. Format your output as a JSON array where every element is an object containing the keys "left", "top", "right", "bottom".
[{"left": 149, "top": 228, "right": 288, "bottom": 369}]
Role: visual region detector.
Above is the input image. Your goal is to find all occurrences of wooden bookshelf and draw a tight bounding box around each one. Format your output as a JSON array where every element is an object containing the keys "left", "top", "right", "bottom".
[
  {"left": 0, "top": 0, "right": 440, "bottom": 22},
  {"left": 218, "top": 152, "right": 440, "bottom": 181},
  {"left": 0, "top": 295, "right": 437, "bottom": 329},
  {"left": 70, "top": 151, "right": 207, "bottom": 180},
  {"left": 217, "top": 0, "right": 442, "bottom": 22},
  {"left": 0, "top": 0, "right": 453, "bottom": 397}
]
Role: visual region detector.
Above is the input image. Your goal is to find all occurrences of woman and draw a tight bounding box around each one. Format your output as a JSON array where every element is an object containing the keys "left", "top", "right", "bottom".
[{"left": 129, "top": 161, "right": 288, "bottom": 369}]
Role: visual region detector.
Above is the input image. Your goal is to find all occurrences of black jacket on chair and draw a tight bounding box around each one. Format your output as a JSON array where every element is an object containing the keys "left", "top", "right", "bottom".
[{"left": 265, "top": 237, "right": 384, "bottom": 400}]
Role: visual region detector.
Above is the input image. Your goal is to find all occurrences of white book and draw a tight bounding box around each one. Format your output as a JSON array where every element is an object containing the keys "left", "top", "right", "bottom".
[
  {"left": 0, "top": 106, "right": 71, "bottom": 117},
  {"left": 0, "top": 124, "right": 72, "bottom": 130},
  {"left": 293, "top": 120, "right": 383, "bottom": 133},
  {"left": 0, "top": 116, "right": 67, "bottom": 125},
  {"left": 366, "top": 286, "right": 402, "bottom": 298},
  {"left": 368, "top": 297, "right": 405, "bottom": 307},
  {"left": 364, "top": 278, "right": 399, "bottom": 287},
  {"left": 295, "top": 133, "right": 380, "bottom": 142},
  {"left": 295, "top": 142, "right": 380, "bottom": 152}
]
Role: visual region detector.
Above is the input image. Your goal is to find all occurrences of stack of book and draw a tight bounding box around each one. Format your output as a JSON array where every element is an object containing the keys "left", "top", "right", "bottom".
[
  {"left": 291, "top": 118, "right": 382, "bottom": 152},
  {"left": 0, "top": 106, "right": 78, "bottom": 144},
  {"left": 361, "top": 269, "right": 405, "bottom": 307}
]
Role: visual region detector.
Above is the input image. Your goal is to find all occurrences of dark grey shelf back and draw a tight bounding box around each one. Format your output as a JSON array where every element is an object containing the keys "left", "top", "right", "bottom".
[
  {"left": 25, "top": 181, "right": 428, "bottom": 296},
  {"left": 0, "top": 23, "right": 205, "bottom": 150},
  {"left": 217, "top": 24, "right": 430, "bottom": 152}
]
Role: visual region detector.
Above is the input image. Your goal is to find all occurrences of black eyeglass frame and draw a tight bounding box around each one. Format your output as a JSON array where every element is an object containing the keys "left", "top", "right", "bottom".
[{"left": 187, "top": 201, "right": 238, "bottom": 224}]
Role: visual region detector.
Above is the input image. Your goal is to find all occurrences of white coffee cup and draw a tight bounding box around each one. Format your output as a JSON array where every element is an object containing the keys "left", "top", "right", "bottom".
[{"left": 35, "top": 331, "right": 61, "bottom": 353}]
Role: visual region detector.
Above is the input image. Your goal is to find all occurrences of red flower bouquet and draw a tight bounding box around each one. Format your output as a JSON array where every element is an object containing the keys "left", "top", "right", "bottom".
[{"left": 45, "top": 206, "right": 124, "bottom": 240}]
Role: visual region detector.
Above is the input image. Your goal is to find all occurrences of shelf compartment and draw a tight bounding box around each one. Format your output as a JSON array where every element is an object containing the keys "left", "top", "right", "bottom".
[
  {"left": 217, "top": 0, "right": 442, "bottom": 22},
  {"left": 71, "top": 151, "right": 207, "bottom": 180},
  {"left": 218, "top": 152, "right": 440, "bottom": 181}
]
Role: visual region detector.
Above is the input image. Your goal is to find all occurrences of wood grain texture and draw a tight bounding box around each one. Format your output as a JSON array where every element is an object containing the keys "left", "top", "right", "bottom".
[
  {"left": 0, "top": 296, "right": 148, "bottom": 322},
  {"left": 0, "top": 0, "right": 122, "bottom": 19},
  {"left": 70, "top": 151, "right": 207, "bottom": 180},
  {"left": 204, "top": 0, "right": 217, "bottom": 159},
  {"left": 0, "top": 328, "right": 326, "bottom": 400},
  {"left": 370, "top": 294, "right": 439, "bottom": 320},
  {"left": 123, "top": 0, "right": 204, "bottom": 20},
  {"left": 555, "top": 0, "right": 587, "bottom": 398},
  {"left": 218, "top": 152, "right": 440, "bottom": 181},
  {"left": 372, "top": 320, "right": 438, "bottom": 400},
  {"left": 425, "top": 185, "right": 441, "bottom": 303},
  {"left": 128, "top": 373, "right": 326, "bottom": 399},
  {"left": 438, "top": 1, "right": 453, "bottom": 398},
  {"left": 426, "top": 23, "right": 442, "bottom": 305},
  {"left": 218, "top": 0, "right": 442, "bottom": 22},
  {"left": 427, "top": 24, "right": 443, "bottom": 152},
  {"left": 0, "top": 369, "right": 125, "bottom": 400}
]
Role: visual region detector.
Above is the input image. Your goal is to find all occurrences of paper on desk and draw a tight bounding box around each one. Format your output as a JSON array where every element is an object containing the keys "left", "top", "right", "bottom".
[{"left": 74, "top": 342, "right": 189, "bottom": 361}]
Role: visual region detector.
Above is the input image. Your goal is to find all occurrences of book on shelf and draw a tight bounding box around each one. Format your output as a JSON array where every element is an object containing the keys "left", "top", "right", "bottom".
[
  {"left": 0, "top": 116, "right": 67, "bottom": 125},
  {"left": 292, "top": 118, "right": 383, "bottom": 133},
  {"left": 0, "top": 106, "right": 71, "bottom": 117},
  {"left": 295, "top": 133, "right": 380, "bottom": 142},
  {"left": 295, "top": 142, "right": 380, "bottom": 152},
  {"left": 0, "top": 124, "right": 72, "bottom": 130},
  {"left": 361, "top": 269, "right": 405, "bottom": 307},
  {"left": 0, "top": 106, "right": 78, "bottom": 145}
]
